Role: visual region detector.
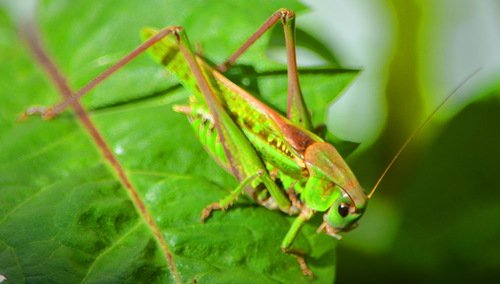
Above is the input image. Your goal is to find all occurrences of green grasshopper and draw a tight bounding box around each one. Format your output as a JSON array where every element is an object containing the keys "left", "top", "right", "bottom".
[
  {"left": 27, "top": 8, "right": 464, "bottom": 276},
  {"left": 25, "top": 8, "right": 367, "bottom": 275}
]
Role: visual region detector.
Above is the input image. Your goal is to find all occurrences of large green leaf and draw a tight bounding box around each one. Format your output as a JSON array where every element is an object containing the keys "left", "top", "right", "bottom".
[{"left": 0, "top": 0, "right": 358, "bottom": 283}]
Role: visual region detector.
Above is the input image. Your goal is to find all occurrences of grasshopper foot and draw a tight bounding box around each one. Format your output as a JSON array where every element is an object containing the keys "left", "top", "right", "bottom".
[
  {"left": 18, "top": 106, "right": 56, "bottom": 121},
  {"left": 281, "top": 247, "right": 314, "bottom": 277},
  {"left": 200, "top": 202, "right": 223, "bottom": 223},
  {"left": 296, "top": 254, "right": 313, "bottom": 277}
]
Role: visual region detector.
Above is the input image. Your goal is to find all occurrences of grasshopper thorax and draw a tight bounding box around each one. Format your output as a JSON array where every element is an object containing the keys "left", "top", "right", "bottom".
[{"left": 303, "top": 142, "right": 367, "bottom": 238}]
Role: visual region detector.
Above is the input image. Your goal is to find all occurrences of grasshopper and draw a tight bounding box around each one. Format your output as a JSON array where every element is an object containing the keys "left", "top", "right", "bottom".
[
  {"left": 24, "top": 8, "right": 472, "bottom": 276},
  {"left": 23, "top": 8, "right": 366, "bottom": 275},
  {"left": 25, "top": 8, "right": 365, "bottom": 275}
]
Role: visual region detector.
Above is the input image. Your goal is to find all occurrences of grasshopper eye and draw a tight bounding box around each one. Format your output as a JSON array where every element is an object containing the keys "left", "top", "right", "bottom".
[{"left": 338, "top": 203, "right": 349, "bottom": 218}]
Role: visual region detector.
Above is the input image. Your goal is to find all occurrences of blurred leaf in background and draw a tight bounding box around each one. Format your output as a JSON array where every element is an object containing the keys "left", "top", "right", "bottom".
[{"left": 299, "top": 0, "right": 500, "bottom": 283}]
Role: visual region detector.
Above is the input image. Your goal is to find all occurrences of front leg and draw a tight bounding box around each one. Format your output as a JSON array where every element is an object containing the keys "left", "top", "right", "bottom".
[{"left": 281, "top": 206, "right": 315, "bottom": 276}]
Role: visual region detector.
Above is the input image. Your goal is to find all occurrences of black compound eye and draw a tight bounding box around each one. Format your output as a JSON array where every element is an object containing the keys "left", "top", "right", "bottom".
[{"left": 338, "top": 203, "right": 349, "bottom": 218}]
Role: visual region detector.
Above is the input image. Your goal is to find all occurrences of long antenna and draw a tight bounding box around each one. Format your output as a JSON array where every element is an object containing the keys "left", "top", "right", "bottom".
[{"left": 367, "top": 68, "right": 481, "bottom": 199}]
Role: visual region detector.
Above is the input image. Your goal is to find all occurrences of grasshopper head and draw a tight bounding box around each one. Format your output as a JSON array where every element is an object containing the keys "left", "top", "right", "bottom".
[
  {"left": 319, "top": 191, "right": 366, "bottom": 239},
  {"left": 303, "top": 142, "right": 368, "bottom": 239}
]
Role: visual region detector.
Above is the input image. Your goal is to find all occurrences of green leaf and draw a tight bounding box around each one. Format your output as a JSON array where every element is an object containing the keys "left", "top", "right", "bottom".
[{"left": 0, "top": 1, "right": 356, "bottom": 283}]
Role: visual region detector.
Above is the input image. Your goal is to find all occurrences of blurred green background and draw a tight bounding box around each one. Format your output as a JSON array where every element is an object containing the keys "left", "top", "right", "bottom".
[
  {"left": 300, "top": 1, "right": 500, "bottom": 283},
  {"left": 1, "top": 0, "right": 500, "bottom": 283}
]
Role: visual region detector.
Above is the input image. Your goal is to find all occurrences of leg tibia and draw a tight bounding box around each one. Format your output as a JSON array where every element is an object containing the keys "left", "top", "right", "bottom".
[{"left": 216, "top": 8, "right": 311, "bottom": 130}]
